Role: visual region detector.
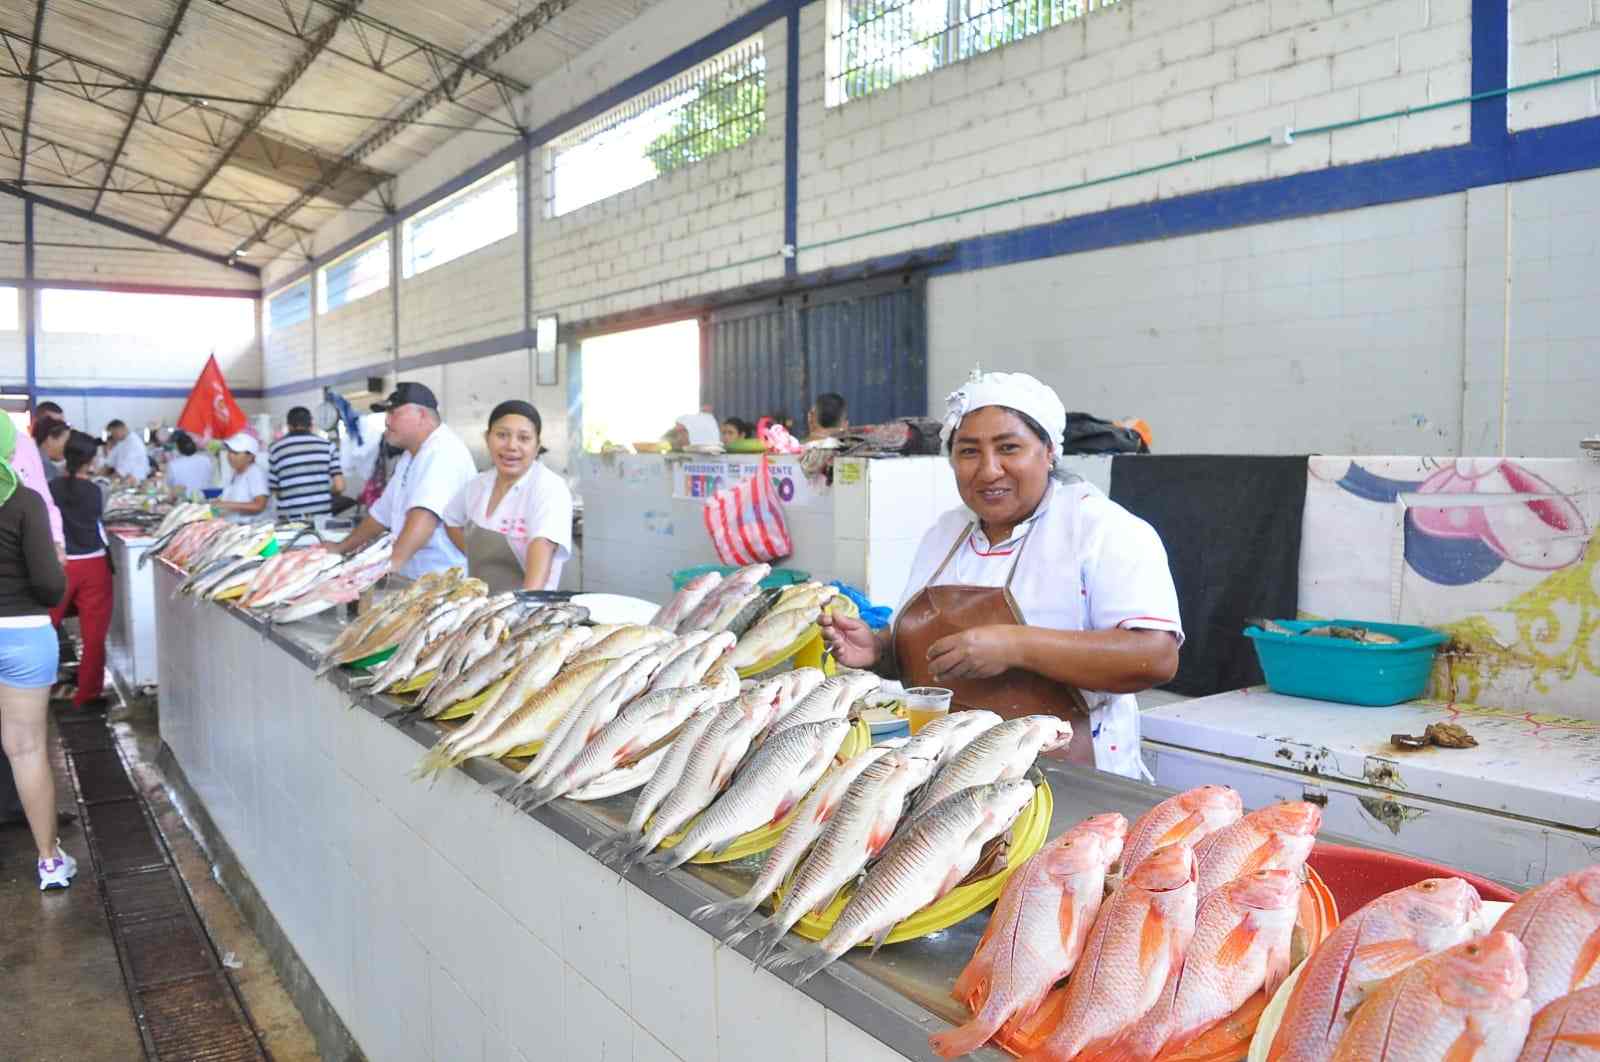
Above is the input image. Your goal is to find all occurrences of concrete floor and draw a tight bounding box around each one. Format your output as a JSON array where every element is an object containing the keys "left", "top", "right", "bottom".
[{"left": 0, "top": 695, "right": 322, "bottom": 1062}]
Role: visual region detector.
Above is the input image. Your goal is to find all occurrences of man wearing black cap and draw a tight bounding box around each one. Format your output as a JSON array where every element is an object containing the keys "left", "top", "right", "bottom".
[
  {"left": 268, "top": 406, "right": 345, "bottom": 519},
  {"left": 326, "top": 382, "right": 476, "bottom": 578}
]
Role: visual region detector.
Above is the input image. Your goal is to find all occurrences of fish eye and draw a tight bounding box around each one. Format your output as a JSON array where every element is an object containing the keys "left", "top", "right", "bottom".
[{"left": 1419, "top": 881, "right": 1436, "bottom": 891}]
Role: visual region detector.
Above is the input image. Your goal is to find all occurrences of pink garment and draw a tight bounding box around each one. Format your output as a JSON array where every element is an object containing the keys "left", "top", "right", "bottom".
[{"left": 12, "top": 434, "right": 63, "bottom": 547}]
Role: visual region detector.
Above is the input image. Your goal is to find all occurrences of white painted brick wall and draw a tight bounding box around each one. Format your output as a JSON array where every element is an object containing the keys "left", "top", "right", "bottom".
[
  {"left": 399, "top": 232, "right": 522, "bottom": 358},
  {"left": 796, "top": 0, "right": 1469, "bottom": 272},
  {"left": 30, "top": 206, "right": 257, "bottom": 290},
  {"left": 318, "top": 289, "right": 395, "bottom": 375},
  {"left": 529, "top": 17, "right": 788, "bottom": 322},
  {"left": 263, "top": 317, "right": 313, "bottom": 390},
  {"left": 1508, "top": 0, "right": 1600, "bottom": 129}
]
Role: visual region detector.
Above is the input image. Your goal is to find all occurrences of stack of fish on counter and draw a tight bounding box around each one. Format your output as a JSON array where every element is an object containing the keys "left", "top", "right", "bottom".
[
  {"left": 148, "top": 517, "right": 395, "bottom": 623},
  {"left": 653, "top": 564, "right": 853, "bottom": 669}
]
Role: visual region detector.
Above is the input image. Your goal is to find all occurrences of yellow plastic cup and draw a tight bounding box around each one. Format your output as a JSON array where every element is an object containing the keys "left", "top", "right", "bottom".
[{"left": 904, "top": 686, "right": 953, "bottom": 733}]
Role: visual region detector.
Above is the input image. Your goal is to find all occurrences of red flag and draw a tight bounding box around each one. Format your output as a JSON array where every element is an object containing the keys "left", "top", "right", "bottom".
[{"left": 176, "top": 355, "right": 247, "bottom": 441}]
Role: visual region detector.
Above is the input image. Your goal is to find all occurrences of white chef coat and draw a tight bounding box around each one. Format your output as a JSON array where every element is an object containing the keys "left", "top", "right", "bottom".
[
  {"left": 370, "top": 423, "right": 476, "bottom": 580},
  {"left": 443, "top": 463, "right": 574, "bottom": 590},
  {"left": 900, "top": 476, "right": 1183, "bottom": 781},
  {"left": 166, "top": 452, "right": 216, "bottom": 495},
  {"left": 218, "top": 462, "right": 270, "bottom": 524},
  {"left": 106, "top": 435, "right": 150, "bottom": 481}
]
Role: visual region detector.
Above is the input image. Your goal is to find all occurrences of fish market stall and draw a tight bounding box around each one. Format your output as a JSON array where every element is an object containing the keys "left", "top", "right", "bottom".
[{"left": 150, "top": 528, "right": 1598, "bottom": 1062}]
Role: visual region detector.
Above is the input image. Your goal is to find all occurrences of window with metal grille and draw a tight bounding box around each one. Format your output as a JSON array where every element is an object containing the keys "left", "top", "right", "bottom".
[
  {"left": 827, "top": 0, "right": 1118, "bottom": 105},
  {"left": 546, "top": 37, "right": 766, "bottom": 218},
  {"left": 267, "top": 282, "right": 310, "bottom": 334},
  {"left": 317, "top": 236, "right": 390, "bottom": 314},
  {"left": 404, "top": 163, "right": 519, "bottom": 278},
  {"left": 0, "top": 287, "right": 16, "bottom": 331}
]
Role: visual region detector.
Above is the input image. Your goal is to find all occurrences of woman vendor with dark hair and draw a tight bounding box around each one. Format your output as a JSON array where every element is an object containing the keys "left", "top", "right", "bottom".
[
  {"left": 442, "top": 400, "right": 573, "bottom": 593},
  {"left": 820, "top": 370, "right": 1183, "bottom": 780}
]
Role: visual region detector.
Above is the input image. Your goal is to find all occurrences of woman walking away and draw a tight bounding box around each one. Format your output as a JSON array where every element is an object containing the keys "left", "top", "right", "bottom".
[
  {"left": 49, "top": 432, "right": 113, "bottom": 712},
  {"left": 0, "top": 415, "right": 72, "bottom": 889}
]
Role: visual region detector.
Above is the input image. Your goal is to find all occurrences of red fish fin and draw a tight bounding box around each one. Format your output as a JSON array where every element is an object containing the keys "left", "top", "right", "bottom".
[
  {"left": 1353, "top": 937, "right": 1430, "bottom": 977},
  {"left": 1263, "top": 938, "right": 1293, "bottom": 998},
  {"left": 770, "top": 793, "right": 801, "bottom": 825},
  {"left": 1073, "top": 1036, "right": 1145, "bottom": 1062},
  {"left": 1215, "top": 921, "right": 1259, "bottom": 968},
  {"left": 1571, "top": 926, "right": 1600, "bottom": 991},
  {"left": 1552, "top": 1032, "right": 1600, "bottom": 1048},
  {"left": 1153, "top": 810, "right": 1206, "bottom": 849},
  {"left": 1236, "top": 836, "right": 1287, "bottom": 877},
  {"left": 1139, "top": 908, "right": 1170, "bottom": 979},
  {"left": 954, "top": 923, "right": 998, "bottom": 1006},
  {"left": 1441, "top": 1029, "right": 1483, "bottom": 1062},
  {"left": 867, "top": 807, "right": 901, "bottom": 857},
  {"left": 1057, "top": 891, "right": 1077, "bottom": 949}
]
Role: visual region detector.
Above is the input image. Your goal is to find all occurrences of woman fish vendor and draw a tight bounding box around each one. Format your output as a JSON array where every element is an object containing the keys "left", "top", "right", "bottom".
[
  {"left": 820, "top": 370, "right": 1182, "bottom": 780},
  {"left": 442, "top": 400, "right": 573, "bottom": 593}
]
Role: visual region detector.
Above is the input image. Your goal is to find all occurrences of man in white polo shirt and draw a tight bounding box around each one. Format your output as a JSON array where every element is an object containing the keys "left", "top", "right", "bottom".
[{"left": 326, "top": 382, "right": 476, "bottom": 579}]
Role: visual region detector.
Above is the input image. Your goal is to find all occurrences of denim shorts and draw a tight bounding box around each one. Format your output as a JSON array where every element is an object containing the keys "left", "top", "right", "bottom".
[{"left": 0, "top": 623, "right": 60, "bottom": 689}]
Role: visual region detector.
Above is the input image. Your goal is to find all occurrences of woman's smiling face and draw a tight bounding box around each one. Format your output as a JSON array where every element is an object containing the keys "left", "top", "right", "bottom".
[
  {"left": 949, "top": 405, "right": 1053, "bottom": 534},
  {"left": 487, "top": 413, "right": 538, "bottom": 478}
]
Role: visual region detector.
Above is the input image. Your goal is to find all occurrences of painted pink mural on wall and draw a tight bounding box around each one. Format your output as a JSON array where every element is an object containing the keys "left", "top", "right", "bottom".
[{"left": 1334, "top": 459, "right": 1589, "bottom": 586}]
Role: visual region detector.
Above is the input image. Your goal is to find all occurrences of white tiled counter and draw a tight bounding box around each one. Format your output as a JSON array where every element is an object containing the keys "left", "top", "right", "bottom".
[{"left": 159, "top": 562, "right": 1188, "bottom": 1062}]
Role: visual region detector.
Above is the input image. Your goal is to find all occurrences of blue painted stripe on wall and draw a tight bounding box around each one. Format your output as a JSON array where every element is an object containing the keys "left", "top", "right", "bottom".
[
  {"left": 23, "top": 201, "right": 36, "bottom": 403},
  {"left": 783, "top": 8, "right": 801, "bottom": 277},
  {"left": 1471, "top": 0, "right": 1510, "bottom": 155}
]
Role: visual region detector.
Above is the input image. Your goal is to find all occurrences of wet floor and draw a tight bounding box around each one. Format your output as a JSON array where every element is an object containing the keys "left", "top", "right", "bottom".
[{"left": 0, "top": 694, "right": 322, "bottom": 1061}]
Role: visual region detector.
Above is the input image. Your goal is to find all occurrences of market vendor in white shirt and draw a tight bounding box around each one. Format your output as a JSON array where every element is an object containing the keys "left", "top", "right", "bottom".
[
  {"left": 326, "top": 382, "right": 476, "bottom": 579},
  {"left": 442, "top": 400, "right": 573, "bottom": 593},
  {"left": 820, "top": 370, "right": 1183, "bottom": 780},
  {"left": 213, "top": 433, "right": 270, "bottom": 523},
  {"left": 100, "top": 420, "right": 150, "bottom": 484}
]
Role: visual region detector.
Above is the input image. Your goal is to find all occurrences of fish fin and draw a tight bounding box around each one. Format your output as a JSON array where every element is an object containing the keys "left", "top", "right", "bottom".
[
  {"left": 928, "top": 1018, "right": 1003, "bottom": 1060},
  {"left": 1441, "top": 1029, "right": 1483, "bottom": 1062},
  {"left": 1263, "top": 937, "right": 1294, "bottom": 998},
  {"left": 866, "top": 808, "right": 900, "bottom": 858},
  {"left": 1352, "top": 937, "right": 1431, "bottom": 978},
  {"left": 1215, "top": 920, "right": 1259, "bottom": 969},
  {"left": 868, "top": 924, "right": 895, "bottom": 957},
  {"left": 1139, "top": 907, "right": 1169, "bottom": 980},
  {"left": 1236, "top": 836, "right": 1287, "bottom": 878},
  {"left": 1057, "top": 890, "right": 1077, "bottom": 950},
  {"left": 953, "top": 926, "right": 999, "bottom": 1005},
  {"left": 1552, "top": 1032, "right": 1600, "bottom": 1048},
  {"left": 1072, "top": 1036, "right": 1144, "bottom": 1062},
  {"left": 770, "top": 793, "right": 802, "bottom": 825},
  {"left": 1153, "top": 809, "right": 1206, "bottom": 849},
  {"left": 1571, "top": 925, "right": 1600, "bottom": 991}
]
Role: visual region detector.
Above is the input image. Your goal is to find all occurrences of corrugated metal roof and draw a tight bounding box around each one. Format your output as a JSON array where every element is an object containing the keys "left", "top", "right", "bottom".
[{"left": 0, "top": 0, "right": 656, "bottom": 267}]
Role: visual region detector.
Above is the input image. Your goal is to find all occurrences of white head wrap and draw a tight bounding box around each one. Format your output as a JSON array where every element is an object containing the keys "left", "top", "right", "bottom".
[
  {"left": 940, "top": 369, "right": 1067, "bottom": 460},
  {"left": 675, "top": 412, "right": 721, "bottom": 447}
]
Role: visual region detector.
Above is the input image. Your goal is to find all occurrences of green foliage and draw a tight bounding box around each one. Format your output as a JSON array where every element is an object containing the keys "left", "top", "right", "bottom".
[{"left": 647, "top": 63, "right": 767, "bottom": 177}]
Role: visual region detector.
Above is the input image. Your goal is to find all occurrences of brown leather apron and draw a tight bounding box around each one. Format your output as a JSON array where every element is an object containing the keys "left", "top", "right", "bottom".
[
  {"left": 892, "top": 522, "right": 1096, "bottom": 766},
  {"left": 463, "top": 521, "right": 526, "bottom": 595}
]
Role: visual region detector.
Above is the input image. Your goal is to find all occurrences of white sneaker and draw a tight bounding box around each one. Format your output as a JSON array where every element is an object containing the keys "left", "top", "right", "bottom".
[{"left": 38, "top": 845, "right": 78, "bottom": 891}]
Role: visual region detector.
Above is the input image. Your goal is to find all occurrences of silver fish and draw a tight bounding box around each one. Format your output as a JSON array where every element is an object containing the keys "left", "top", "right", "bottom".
[
  {"left": 645, "top": 717, "right": 852, "bottom": 873},
  {"left": 648, "top": 632, "right": 733, "bottom": 693},
  {"left": 564, "top": 745, "right": 670, "bottom": 801},
  {"left": 726, "top": 586, "right": 786, "bottom": 639},
  {"left": 607, "top": 680, "right": 791, "bottom": 871},
  {"left": 705, "top": 588, "right": 762, "bottom": 635},
  {"left": 728, "top": 606, "right": 820, "bottom": 670},
  {"left": 653, "top": 570, "right": 722, "bottom": 631},
  {"left": 525, "top": 680, "right": 731, "bottom": 809},
  {"left": 903, "top": 716, "right": 1073, "bottom": 824},
  {"left": 768, "top": 779, "right": 1036, "bottom": 984},
  {"left": 905, "top": 709, "right": 1005, "bottom": 770},
  {"left": 763, "top": 671, "right": 880, "bottom": 740},
  {"left": 567, "top": 625, "right": 675, "bottom": 668},
  {"left": 692, "top": 743, "right": 903, "bottom": 929},
  {"left": 738, "top": 749, "right": 937, "bottom": 964},
  {"left": 436, "top": 627, "right": 592, "bottom": 742},
  {"left": 680, "top": 563, "right": 770, "bottom": 631},
  {"left": 419, "top": 631, "right": 530, "bottom": 718}
]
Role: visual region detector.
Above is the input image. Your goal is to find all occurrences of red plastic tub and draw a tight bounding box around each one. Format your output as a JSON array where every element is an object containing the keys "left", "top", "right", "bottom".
[{"left": 1307, "top": 842, "right": 1520, "bottom": 917}]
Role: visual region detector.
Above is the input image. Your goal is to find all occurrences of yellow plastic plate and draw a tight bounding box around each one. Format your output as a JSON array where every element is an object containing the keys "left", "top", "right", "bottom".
[
  {"left": 649, "top": 720, "right": 874, "bottom": 865},
  {"left": 393, "top": 668, "right": 438, "bottom": 695},
  {"left": 214, "top": 584, "right": 248, "bottom": 603},
  {"left": 735, "top": 599, "right": 859, "bottom": 680},
  {"left": 782, "top": 776, "right": 1054, "bottom": 946}
]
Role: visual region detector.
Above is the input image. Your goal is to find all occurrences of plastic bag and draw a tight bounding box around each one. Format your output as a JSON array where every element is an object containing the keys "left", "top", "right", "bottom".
[{"left": 702, "top": 453, "right": 793, "bottom": 566}]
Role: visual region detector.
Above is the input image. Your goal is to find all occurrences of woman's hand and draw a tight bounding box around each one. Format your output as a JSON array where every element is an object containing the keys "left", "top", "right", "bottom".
[
  {"left": 818, "top": 611, "right": 879, "bottom": 669},
  {"left": 925, "top": 626, "right": 1018, "bottom": 681}
]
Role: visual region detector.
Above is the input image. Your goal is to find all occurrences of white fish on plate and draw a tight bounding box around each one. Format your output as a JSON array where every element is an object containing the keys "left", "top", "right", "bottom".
[{"left": 652, "top": 570, "right": 722, "bottom": 631}]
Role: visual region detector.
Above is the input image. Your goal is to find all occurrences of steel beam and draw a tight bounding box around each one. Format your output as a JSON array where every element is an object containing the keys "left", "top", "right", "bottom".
[
  {"left": 159, "top": 0, "right": 365, "bottom": 239},
  {"left": 237, "top": 0, "right": 572, "bottom": 254},
  {"left": 92, "top": 0, "right": 193, "bottom": 213},
  {"left": 17, "top": 1, "right": 47, "bottom": 183}
]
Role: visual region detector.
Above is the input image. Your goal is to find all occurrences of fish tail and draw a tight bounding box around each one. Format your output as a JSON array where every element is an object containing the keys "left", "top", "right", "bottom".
[
  {"left": 588, "top": 833, "right": 629, "bottom": 860},
  {"left": 693, "top": 896, "right": 757, "bottom": 928},
  {"left": 743, "top": 922, "right": 786, "bottom": 965},
  {"left": 766, "top": 943, "right": 832, "bottom": 985},
  {"left": 928, "top": 1016, "right": 1006, "bottom": 1060}
]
